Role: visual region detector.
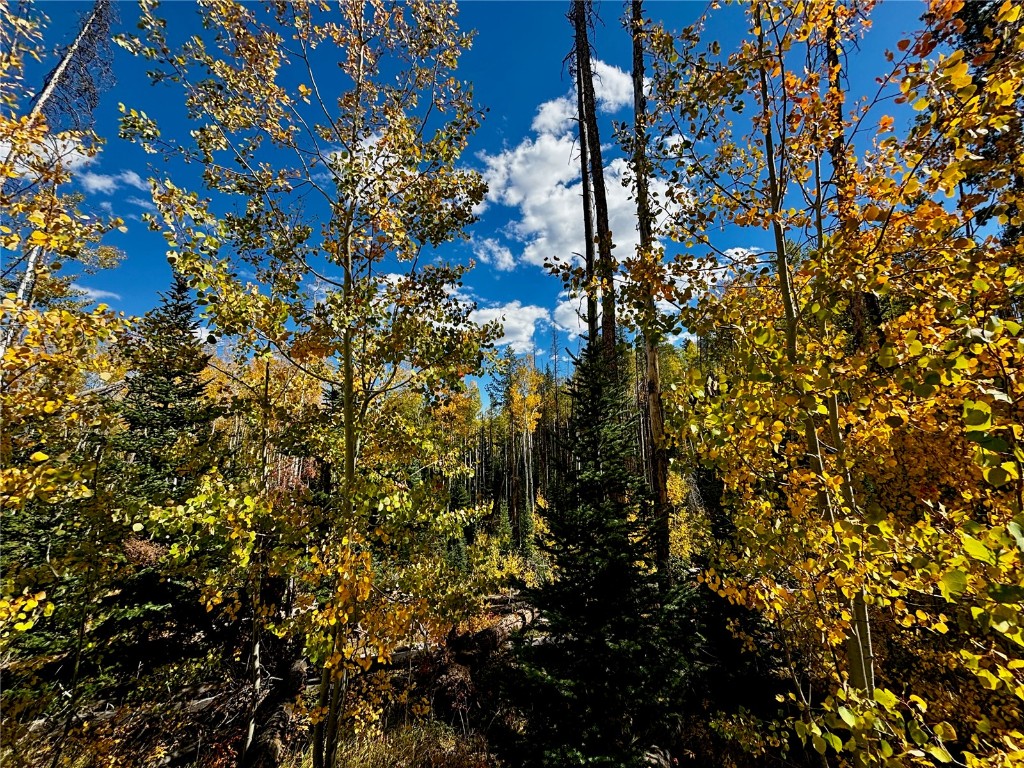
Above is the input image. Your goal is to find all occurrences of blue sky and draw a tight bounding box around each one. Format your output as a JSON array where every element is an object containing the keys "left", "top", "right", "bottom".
[{"left": 41, "top": 0, "right": 929, "bottom": 360}]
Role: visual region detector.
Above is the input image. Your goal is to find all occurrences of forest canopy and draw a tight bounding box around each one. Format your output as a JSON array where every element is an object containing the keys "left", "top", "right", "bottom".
[{"left": 1, "top": 0, "right": 1023, "bottom": 767}]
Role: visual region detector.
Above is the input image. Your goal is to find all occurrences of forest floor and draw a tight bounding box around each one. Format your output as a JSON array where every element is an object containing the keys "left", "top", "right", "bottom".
[{"left": 3, "top": 597, "right": 537, "bottom": 768}]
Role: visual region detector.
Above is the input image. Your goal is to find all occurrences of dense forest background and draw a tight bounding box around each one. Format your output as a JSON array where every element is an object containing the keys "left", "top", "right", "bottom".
[{"left": 2, "top": 0, "right": 1023, "bottom": 766}]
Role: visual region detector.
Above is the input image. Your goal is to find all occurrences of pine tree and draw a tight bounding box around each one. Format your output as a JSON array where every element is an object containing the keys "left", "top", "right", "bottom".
[{"left": 116, "top": 272, "right": 219, "bottom": 505}]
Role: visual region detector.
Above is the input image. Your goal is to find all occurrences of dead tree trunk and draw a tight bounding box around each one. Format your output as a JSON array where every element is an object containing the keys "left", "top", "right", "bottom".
[
  {"left": 0, "top": 0, "right": 114, "bottom": 367},
  {"left": 628, "top": 0, "right": 672, "bottom": 582},
  {"left": 570, "top": 0, "right": 617, "bottom": 362}
]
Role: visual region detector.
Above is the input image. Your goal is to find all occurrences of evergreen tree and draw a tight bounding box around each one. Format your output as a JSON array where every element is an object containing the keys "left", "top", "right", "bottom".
[
  {"left": 115, "top": 271, "right": 219, "bottom": 505},
  {"left": 494, "top": 500, "right": 513, "bottom": 553},
  {"left": 513, "top": 349, "right": 692, "bottom": 766},
  {"left": 446, "top": 481, "right": 472, "bottom": 571}
]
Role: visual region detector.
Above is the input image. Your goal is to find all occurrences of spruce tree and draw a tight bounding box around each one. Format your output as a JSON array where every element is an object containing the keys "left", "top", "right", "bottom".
[
  {"left": 116, "top": 271, "right": 219, "bottom": 505},
  {"left": 514, "top": 349, "right": 692, "bottom": 766}
]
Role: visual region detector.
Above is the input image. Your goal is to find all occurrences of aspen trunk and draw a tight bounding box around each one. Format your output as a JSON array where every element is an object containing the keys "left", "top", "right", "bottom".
[
  {"left": 313, "top": 16, "right": 365, "bottom": 767},
  {"left": 754, "top": 1, "right": 874, "bottom": 695},
  {"left": 0, "top": 0, "right": 113, "bottom": 371},
  {"left": 0, "top": 0, "right": 111, "bottom": 175},
  {"left": 823, "top": 6, "right": 875, "bottom": 694},
  {"left": 629, "top": 0, "right": 672, "bottom": 581}
]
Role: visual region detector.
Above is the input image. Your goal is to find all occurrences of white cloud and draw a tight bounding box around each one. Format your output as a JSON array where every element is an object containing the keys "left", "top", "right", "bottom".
[
  {"left": 46, "top": 136, "right": 96, "bottom": 172},
  {"left": 532, "top": 95, "right": 575, "bottom": 136},
  {"left": 553, "top": 292, "right": 600, "bottom": 340},
  {"left": 471, "top": 301, "right": 550, "bottom": 353},
  {"left": 473, "top": 58, "right": 684, "bottom": 335},
  {"left": 592, "top": 60, "right": 633, "bottom": 112},
  {"left": 667, "top": 330, "right": 696, "bottom": 346},
  {"left": 79, "top": 169, "right": 150, "bottom": 195},
  {"left": 471, "top": 237, "right": 516, "bottom": 271},
  {"left": 722, "top": 246, "right": 764, "bottom": 263},
  {"left": 191, "top": 324, "right": 217, "bottom": 344},
  {"left": 126, "top": 196, "right": 158, "bottom": 213},
  {"left": 0, "top": 135, "right": 97, "bottom": 178},
  {"left": 482, "top": 132, "right": 579, "bottom": 208},
  {"left": 80, "top": 171, "right": 120, "bottom": 194},
  {"left": 527, "top": 59, "right": 631, "bottom": 138},
  {"left": 118, "top": 170, "right": 149, "bottom": 191},
  {"left": 72, "top": 283, "right": 121, "bottom": 302},
  {"left": 479, "top": 136, "right": 673, "bottom": 272}
]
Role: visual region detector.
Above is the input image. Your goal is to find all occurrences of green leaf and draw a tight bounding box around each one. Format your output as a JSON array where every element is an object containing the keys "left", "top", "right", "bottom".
[
  {"left": 939, "top": 569, "right": 968, "bottom": 598},
  {"left": 812, "top": 734, "right": 827, "bottom": 754},
  {"left": 962, "top": 535, "right": 995, "bottom": 564},
  {"left": 1008, "top": 521, "right": 1024, "bottom": 551},
  {"left": 913, "top": 382, "right": 936, "bottom": 398},
  {"left": 752, "top": 326, "right": 771, "bottom": 345},
  {"left": 132, "top": 522, "right": 145, "bottom": 533},
  {"left": 926, "top": 746, "right": 953, "bottom": 763},
  {"left": 838, "top": 706, "right": 857, "bottom": 728},
  {"left": 964, "top": 432, "right": 1010, "bottom": 452},
  {"left": 987, "top": 584, "right": 1024, "bottom": 603},
  {"left": 984, "top": 465, "right": 1010, "bottom": 487},
  {"left": 873, "top": 688, "right": 897, "bottom": 710},
  {"left": 963, "top": 399, "right": 992, "bottom": 431},
  {"left": 877, "top": 345, "right": 898, "bottom": 368}
]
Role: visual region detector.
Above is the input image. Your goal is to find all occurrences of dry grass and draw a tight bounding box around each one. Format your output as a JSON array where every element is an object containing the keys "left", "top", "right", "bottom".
[{"left": 284, "top": 721, "right": 498, "bottom": 768}]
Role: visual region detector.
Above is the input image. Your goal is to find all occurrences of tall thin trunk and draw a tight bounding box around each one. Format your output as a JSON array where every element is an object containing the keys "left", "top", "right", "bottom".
[
  {"left": 0, "top": 0, "right": 113, "bottom": 372},
  {"left": 314, "top": 14, "right": 365, "bottom": 767},
  {"left": 0, "top": 0, "right": 111, "bottom": 175},
  {"left": 48, "top": 607, "right": 89, "bottom": 768},
  {"left": 571, "top": 0, "right": 617, "bottom": 361},
  {"left": 573, "top": 19, "right": 599, "bottom": 347},
  {"left": 822, "top": 6, "right": 875, "bottom": 695},
  {"left": 239, "top": 359, "right": 272, "bottom": 764},
  {"left": 629, "top": 0, "right": 672, "bottom": 580},
  {"left": 241, "top": 614, "right": 261, "bottom": 761},
  {"left": 755, "top": 1, "right": 873, "bottom": 695}
]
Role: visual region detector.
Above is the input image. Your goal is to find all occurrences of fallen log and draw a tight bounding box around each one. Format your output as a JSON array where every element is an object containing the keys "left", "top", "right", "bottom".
[
  {"left": 241, "top": 658, "right": 308, "bottom": 768},
  {"left": 448, "top": 605, "right": 538, "bottom": 661}
]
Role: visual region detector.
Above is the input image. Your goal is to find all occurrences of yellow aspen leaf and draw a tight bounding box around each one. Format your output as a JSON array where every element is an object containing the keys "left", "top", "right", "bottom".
[
  {"left": 873, "top": 688, "right": 897, "bottom": 710},
  {"left": 997, "top": 1, "right": 1020, "bottom": 23}
]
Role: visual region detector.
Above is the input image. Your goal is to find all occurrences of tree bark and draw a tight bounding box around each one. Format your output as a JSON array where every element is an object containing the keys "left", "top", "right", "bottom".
[
  {"left": 0, "top": 0, "right": 112, "bottom": 175},
  {"left": 0, "top": 0, "right": 114, "bottom": 372},
  {"left": 629, "top": 0, "right": 672, "bottom": 582},
  {"left": 241, "top": 659, "right": 308, "bottom": 768},
  {"left": 571, "top": 0, "right": 617, "bottom": 361},
  {"left": 573, "top": 17, "right": 599, "bottom": 348},
  {"left": 823, "top": 6, "right": 875, "bottom": 695}
]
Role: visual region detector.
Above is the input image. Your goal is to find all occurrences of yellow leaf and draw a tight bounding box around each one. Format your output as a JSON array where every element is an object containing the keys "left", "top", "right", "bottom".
[{"left": 997, "top": 0, "right": 1020, "bottom": 23}]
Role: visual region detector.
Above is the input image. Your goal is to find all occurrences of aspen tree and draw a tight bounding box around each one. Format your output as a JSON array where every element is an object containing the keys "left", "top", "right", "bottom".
[{"left": 119, "top": 2, "right": 497, "bottom": 762}]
